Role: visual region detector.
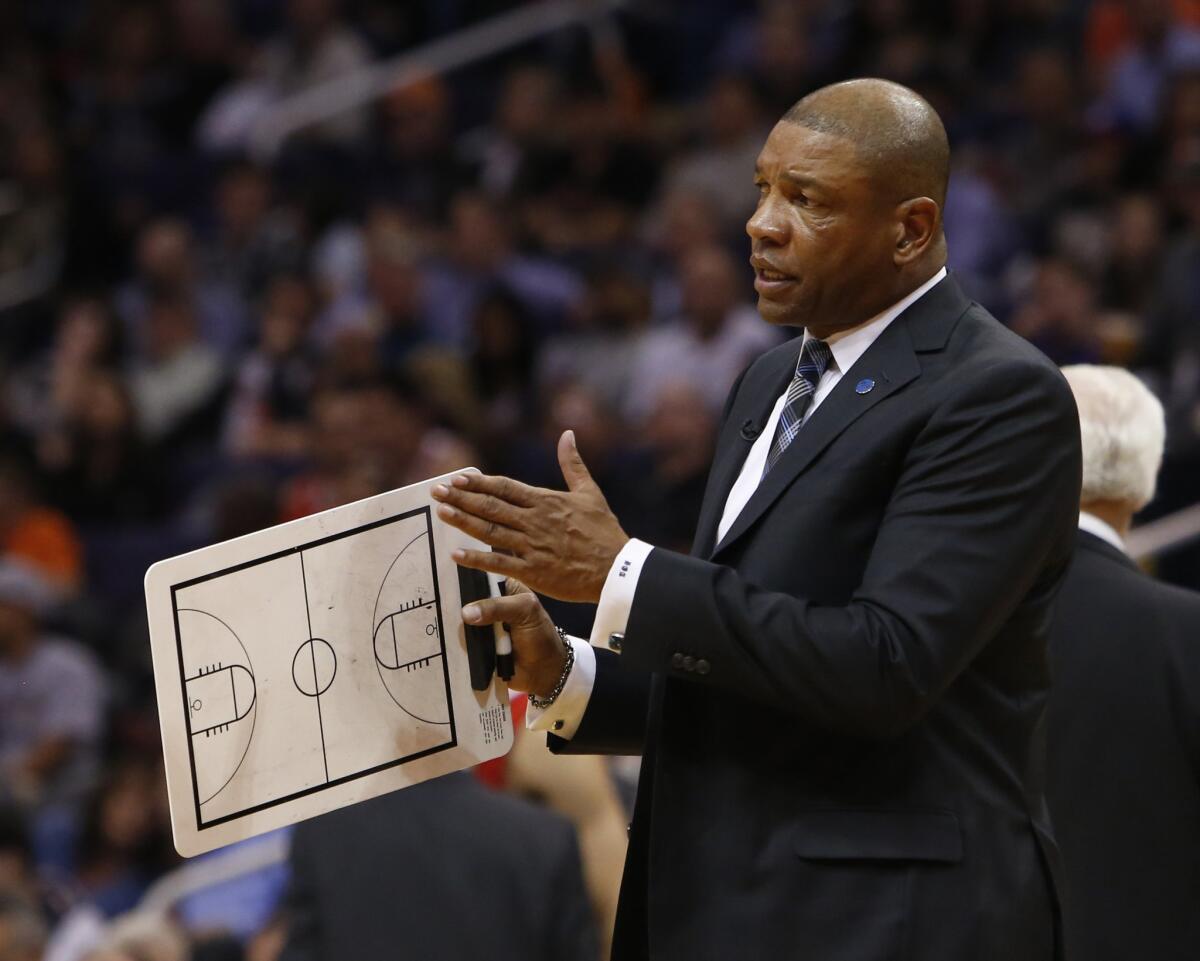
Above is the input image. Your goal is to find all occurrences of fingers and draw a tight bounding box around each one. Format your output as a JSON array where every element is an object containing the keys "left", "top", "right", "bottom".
[
  {"left": 442, "top": 472, "right": 540, "bottom": 507},
  {"left": 503, "top": 578, "right": 533, "bottom": 597},
  {"left": 437, "top": 504, "right": 523, "bottom": 551},
  {"left": 557, "top": 429, "right": 597, "bottom": 494},
  {"left": 461, "top": 590, "right": 542, "bottom": 627},
  {"left": 432, "top": 484, "right": 526, "bottom": 530},
  {"left": 451, "top": 547, "right": 525, "bottom": 581}
]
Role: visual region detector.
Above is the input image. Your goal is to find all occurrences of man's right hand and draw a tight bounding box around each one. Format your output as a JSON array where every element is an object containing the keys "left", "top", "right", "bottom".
[{"left": 462, "top": 581, "right": 567, "bottom": 699}]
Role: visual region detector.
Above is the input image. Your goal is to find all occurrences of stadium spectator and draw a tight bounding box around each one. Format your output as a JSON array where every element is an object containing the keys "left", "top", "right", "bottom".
[
  {"left": 1010, "top": 257, "right": 1105, "bottom": 365},
  {"left": 537, "top": 266, "right": 651, "bottom": 414},
  {"left": 637, "top": 382, "right": 718, "bottom": 553},
  {"left": 0, "top": 456, "right": 83, "bottom": 591},
  {"left": 6, "top": 296, "right": 125, "bottom": 443},
  {"left": 0, "top": 120, "right": 65, "bottom": 316},
  {"left": 640, "top": 187, "right": 726, "bottom": 319},
  {"left": 70, "top": 759, "right": 173, "bottom": 921},
  {"left": 467, "top": 286, "right": 539, "bottom": 456},
  {"left": 370, "top": 75, "right": 463, "bottom": 223},
  {"left": 224, "top": 274, "right": 318, "bottom": 461},
  {"left": 259, "top": 0, "right": 372, "bottom": 147},
  {"left": 37, "top": 371, "right": 165, "bottom": 524},
  {"left": 116, "top": 219, "right": 248, "bottom": 361},
  {"left": 1090, "top": 0, "right": 1200, "bottom": 132},
  {"left": 0, "top": 561, "right": 103, "bottom": 870},
  {"left": 201, "top": 162, "right": 303, "bottom": 305},
  {"left": 459, "top": 65, "right": 562, "bottom": 200},
  {"left": 361, "top": 218, "right": 433, "bottom": 370},
  {"left": 424, "top": 190, "right": 583, "bottom": 347},
  {"left": 659, "top": 74, "right": 768, "bottom": 234},
  {"left": 625, "top": 244, "right": 778, "bottom": 420},
  {"left": 126, "top": 292, "right": 225, "bottom": 447},
  {"left": 1102, "top": 192, "right": 1167, "bottom": 316}
]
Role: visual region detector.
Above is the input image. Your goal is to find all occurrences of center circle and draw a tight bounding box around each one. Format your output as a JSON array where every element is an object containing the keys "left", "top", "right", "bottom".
[{"left": 292, "top": 638, "right": 337, "bottom": 697}]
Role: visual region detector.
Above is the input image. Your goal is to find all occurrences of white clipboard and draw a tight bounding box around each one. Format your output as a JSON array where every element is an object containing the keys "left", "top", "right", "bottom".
[{"left": 145, "top": 469, "right": 513, "bottom": 857}]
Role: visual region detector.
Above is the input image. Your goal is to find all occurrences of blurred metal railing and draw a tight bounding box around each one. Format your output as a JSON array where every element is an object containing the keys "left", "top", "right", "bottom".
[
  {"left": 1128, "top": 502, "right": 1200, "bottom": 561},
  {"left": 248, "top": 0, "right": 629, "bottom": 161}
]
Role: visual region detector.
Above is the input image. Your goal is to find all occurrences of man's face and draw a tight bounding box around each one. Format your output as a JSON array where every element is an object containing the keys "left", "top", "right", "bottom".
[{"left": 747, "top": 121, "right": 898, "bottom": 332}]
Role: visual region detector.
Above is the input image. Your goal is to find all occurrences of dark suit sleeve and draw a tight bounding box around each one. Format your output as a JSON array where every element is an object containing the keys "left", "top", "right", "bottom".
[
  {"left": 550, "top": 648, "right": 651, "bottom": 755},
  {"left": 619, "top": 359, "right": 1081, "bottom": 739}
]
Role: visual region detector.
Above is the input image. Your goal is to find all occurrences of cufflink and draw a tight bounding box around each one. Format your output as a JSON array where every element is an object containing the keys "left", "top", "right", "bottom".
[{"left": 608, "top": 632, "right": 624, "bottom": 652}]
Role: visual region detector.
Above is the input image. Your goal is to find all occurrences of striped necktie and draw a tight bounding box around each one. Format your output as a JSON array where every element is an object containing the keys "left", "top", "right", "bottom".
[{"left": 762, "top": 338, "right": 833, "bottom": 477}]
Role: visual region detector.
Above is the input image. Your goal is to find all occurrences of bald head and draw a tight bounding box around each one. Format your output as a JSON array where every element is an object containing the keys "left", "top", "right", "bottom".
[
  {"left": 748, "top": 78, "right": 949, "bottom": 335},
  {"left": 783, "top": 79, "right": 949, "bottom": 208}
]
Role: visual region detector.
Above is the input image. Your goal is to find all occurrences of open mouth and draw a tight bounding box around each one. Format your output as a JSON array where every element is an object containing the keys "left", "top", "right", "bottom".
[
  {"left": 757, "top": 267, "right": 791, "bottom": 282},
  {"left": 752, "top": 260, "right": 798, "bottom": 293}
]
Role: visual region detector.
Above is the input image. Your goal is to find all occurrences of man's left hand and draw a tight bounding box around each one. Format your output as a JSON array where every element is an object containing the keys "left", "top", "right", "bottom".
[{"left": 431, "top": 430, "right": 629, "bottom": 604}]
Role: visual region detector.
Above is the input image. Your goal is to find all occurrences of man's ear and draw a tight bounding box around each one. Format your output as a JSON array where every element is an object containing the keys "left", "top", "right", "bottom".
[{"left": 892, "top": 197, "right": 939, "bottom": 266}]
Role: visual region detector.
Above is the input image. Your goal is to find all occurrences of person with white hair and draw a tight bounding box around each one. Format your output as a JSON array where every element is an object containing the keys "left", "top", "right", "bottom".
[{"left": 1046, "top": 364, "right": 1200, "bottom": 961}]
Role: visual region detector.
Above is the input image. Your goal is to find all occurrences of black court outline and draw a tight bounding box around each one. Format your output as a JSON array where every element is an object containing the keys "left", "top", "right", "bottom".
[
  {"left": 370, "top": 531, "right": 451, "bottom": 725},
  {"left": 170, "top": 505, "right": 457, "bottom": 833},
  {"left": 291, "top": 637, "right": 337, "bottom": 698},
  {"left": 178, "top": 609, "right": 258, "bottom": 805}
]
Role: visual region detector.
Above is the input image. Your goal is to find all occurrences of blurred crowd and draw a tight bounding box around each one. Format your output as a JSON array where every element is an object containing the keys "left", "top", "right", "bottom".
[{"left": 3, "top": 0, "right": 1200, "bottom": 958}]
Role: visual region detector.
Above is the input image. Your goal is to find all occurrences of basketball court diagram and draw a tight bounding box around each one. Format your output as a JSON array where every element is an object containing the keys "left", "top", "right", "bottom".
[{"left": 169, "top": 507, "right": 457, "bottom": 830}]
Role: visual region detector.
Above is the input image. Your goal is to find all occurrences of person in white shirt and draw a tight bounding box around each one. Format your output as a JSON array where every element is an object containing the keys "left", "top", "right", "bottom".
[{"left": 433, "top": 78, "right": 1081, "bottom": 961}]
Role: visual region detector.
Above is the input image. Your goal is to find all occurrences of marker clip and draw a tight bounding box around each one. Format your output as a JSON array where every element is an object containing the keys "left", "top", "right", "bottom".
[{"left": 457, "top": 565, "right": 512, "bottom": 690}]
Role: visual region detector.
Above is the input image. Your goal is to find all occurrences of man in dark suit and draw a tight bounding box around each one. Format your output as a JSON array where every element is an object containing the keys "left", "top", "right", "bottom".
[
  {"left": 1047, "top": 365, "right": 1200, "bottom": 961},
  {"left": 433, "top": 79, "right": 1081, "bottom": 960},
  {"left": 279, "top": 773, "right": 597, "bottom": 961}
]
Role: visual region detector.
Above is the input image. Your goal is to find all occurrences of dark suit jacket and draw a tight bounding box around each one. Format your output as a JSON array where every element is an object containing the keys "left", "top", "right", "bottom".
[
  {"left": 279, "top": 773, "right": 597, "bottom": 961},
  {"left": 553, "top": 275, "right": 1082, "bottom": 961},
  {"left": 1046, "top": 530, "right": 1200, "bottom": 961}
]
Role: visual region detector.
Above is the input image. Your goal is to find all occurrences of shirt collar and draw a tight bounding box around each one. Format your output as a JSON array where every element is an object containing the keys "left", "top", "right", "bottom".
[
  {"left": 802, "top": 266, "right": 948, "bottom": 374},
  {"left": 1078, "top": 510, "right": 1127, "bottom": 553}
]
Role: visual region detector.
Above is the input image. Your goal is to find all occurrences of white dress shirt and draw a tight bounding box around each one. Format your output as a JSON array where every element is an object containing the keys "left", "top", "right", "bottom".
[
  {"left": 1078, "top": 510, "right": 1126, "bottom": 553},
  {"left": 528, "top": 267, "right": 949, "bottom": 737}
]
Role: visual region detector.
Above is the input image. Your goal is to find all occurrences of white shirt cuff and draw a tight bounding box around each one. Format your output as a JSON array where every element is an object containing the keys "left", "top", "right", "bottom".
[
  {"left": 588, "top": 538, "right": 654, "bottom": 653},
  {"left": 525, "top": 635, "right": 596, "bottom": 739},
  {"left": 525, "top": 539, "right": 654, "bottom": 740}
]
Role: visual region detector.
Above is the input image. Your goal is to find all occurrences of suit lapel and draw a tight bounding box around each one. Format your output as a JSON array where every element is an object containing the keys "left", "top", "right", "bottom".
[
  {"left": 690, "top": 341, "right": 801, "bottom": 557},
  {"left": 707, "top": 274, "right": 972, "bottom": 559}
]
